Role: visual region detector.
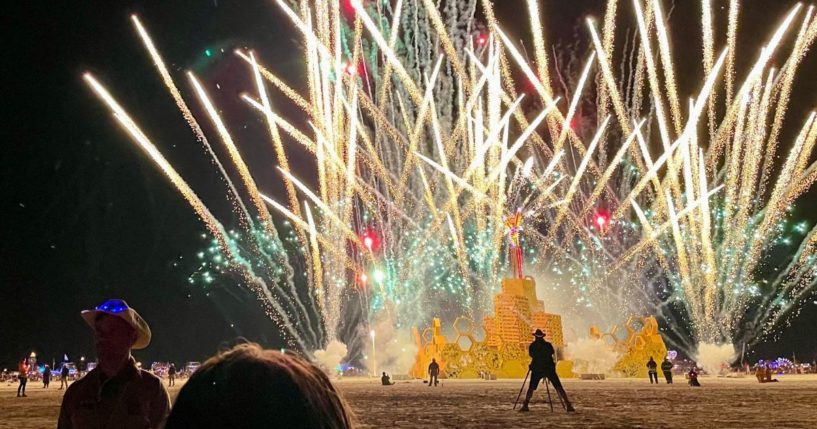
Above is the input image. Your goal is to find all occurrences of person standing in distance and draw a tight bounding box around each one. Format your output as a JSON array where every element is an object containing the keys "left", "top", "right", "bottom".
[
  {"left": 58, "top": 299, "right": 170, "bottom": 428},
  {"left": 168, "top": 363, "right": 177, "bottom": 387},
  {"left": 660, "top": 357, "right": 674, "bottom": 384},
  {"left": 647, "top": 357, "right": 659, "bottom": 384},
  {"left": 16, "top": 358, "right": 29, "bottom": 397},
  {"left": 59, "top": 363, "right": 70, "bottom": 389},
  {"left": 42, "top": 365, "right": 51, "bottom": 388},
  {"left": 427, "top": 358, "right": 440, "bottom": 387}
]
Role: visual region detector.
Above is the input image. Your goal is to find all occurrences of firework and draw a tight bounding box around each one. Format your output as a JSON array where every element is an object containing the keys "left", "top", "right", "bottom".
[{"left": 85, "top": 0, "right": 817, "bottom": 365}]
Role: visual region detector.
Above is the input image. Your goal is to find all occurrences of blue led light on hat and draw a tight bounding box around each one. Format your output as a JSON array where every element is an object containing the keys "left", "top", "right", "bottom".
[{"left": 96, "top": 299, "right": 129, "bottom": 314}]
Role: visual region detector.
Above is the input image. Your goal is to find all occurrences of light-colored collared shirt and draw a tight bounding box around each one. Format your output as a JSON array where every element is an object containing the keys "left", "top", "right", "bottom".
[{"left": 57, "top": 358, "right": 169, "bottom": 429}]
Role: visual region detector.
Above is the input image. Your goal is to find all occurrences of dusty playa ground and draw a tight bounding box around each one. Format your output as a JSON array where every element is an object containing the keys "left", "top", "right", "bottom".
[
  {"left": 0, "top": 375, "right": 815, "bottom": 428},
  {"left": 339, "top": 376, "right": 817, "bottom": 428}
]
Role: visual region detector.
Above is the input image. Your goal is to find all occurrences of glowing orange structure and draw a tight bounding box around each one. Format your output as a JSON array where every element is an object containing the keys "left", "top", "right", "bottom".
[
  {"left": 411, "top": 276, "right": 570, "bottom": 379},
  {"left": 411, "top": 210, "right": 572, "bottom": 379},
  {"left": 589, "top": 316, "right": 668, "bottom": 377}
]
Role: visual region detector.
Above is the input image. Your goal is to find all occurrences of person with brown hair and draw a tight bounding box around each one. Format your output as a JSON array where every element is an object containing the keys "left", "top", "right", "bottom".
[{"left": 163, "top": 343, "right": 355, "bottom": 429}]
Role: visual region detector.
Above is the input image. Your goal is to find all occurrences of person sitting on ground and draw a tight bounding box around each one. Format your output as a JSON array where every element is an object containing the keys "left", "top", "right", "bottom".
[
  {"left": 428, "top": 358, "right": 440, "bottom": 387},
  {"left": 755, "top": 364, "right": 766, "bottom": 383},
  {"left": 58, "top": 299, "right": 170, "bottom": 429},
  {"left": 519, "top": 329, "right": 575, "bottom": 412},
  {"left": 688, "top": 367, "right": 701, "bottom": 387},
  {"left": 163, "top": 342, "right": 355, "bottom": 429},
  {"left": 763, "top": 365, "right": 779, "bottom": 382},
  {"left": 381, "top": 371, "right": 395, "bottom": 386}
]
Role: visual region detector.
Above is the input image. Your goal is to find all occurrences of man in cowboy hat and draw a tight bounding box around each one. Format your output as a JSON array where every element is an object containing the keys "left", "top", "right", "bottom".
[
  {"left": 58, "top": 299, "right": 170, "bottom": 429},
  {"left": 519, "top": 328, "right": 575, "bottom": 412}
]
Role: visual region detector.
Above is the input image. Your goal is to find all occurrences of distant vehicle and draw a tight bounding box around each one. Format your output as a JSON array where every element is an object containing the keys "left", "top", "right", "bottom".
[
  {"left": 182, "top": 362, "right": 201, "bottom": 378},
  {"left": 54, "top": 363, "right": 79, "bottom": 380},
  {"left": 151, "top": 362, "right": 170, "bottom": 379},
  {"left": 341, "top": 366, "right": 367, "bottom": 378}
]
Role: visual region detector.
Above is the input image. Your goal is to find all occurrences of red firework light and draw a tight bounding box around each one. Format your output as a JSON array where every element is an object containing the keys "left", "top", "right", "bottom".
[
  {"left": 361, "top": 232, "right": 378, "bottom": 251},
  {"left": 595, "top": 210, "right": 610, "bottom": 230}
]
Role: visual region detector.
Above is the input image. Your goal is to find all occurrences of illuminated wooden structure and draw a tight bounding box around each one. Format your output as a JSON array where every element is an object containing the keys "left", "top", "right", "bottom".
[
  {"left": 411, "top": 276, "right": 571, "bottom": 379},
  {"left": 411, "top": 210, "right": 573, "bottom": 379},
  {"left": 589, "top": 315, "right": 668, "bottom": 377}
]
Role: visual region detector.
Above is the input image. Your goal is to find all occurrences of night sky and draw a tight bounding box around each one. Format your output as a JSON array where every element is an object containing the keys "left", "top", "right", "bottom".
[{"left": 2, "top": 0, "right": 816, "bottom": 369}]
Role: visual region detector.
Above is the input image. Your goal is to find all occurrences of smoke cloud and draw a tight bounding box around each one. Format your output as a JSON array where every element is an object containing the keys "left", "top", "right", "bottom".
[
  {"left": 566, "top": 337, "right": 621, "bottom": 375},
  {"left": 313, "top": 340, "right": 348, "bottom": 377},
  {"left": 362, "top": 315, "right": 418, "bottom": 375},
  {"left": 694, "top": 342, "right": 737, "bottom": 375}
]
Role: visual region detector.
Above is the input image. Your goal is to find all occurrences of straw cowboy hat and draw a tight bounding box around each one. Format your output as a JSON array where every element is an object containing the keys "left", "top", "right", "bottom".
[{"left": 81, "top": 299, "right": 152, "bottom": 350}]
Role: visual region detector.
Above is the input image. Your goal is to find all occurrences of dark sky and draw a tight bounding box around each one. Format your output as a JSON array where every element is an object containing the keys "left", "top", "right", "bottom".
[{"left": 2, "top": 0, "right": 816, "bottom": 369}]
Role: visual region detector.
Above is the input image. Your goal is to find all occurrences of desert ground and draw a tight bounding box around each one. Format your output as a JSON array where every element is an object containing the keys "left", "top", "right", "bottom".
[{"left": 1, "top": 375, "right": 815, "bottom": 428}]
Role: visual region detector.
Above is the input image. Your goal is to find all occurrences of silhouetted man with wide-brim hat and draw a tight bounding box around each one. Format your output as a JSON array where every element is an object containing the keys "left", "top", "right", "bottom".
[
  {"left": 58, "top": 299, "right": 170, "bottom": 428},
  {"left": 519, "top": 329, "right": 575, "bottom": 412}
]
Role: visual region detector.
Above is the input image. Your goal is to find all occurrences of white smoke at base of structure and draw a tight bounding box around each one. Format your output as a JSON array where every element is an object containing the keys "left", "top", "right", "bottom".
[
  {"left": 694, "top": 342, "right": 737, "bottom": 375},
  {"left": 313, "top": 340, "right": 348, "bottom": 377},
  {"left": 363, "top": 316, "right": 419, "bottom": 376},
  {"left": 566, "top": 337, "right": 621, "bottom": 375}
]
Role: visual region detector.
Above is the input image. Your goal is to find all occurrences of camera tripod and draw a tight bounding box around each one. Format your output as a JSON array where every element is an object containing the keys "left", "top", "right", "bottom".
[{"left": 512, "top": 369, "right": 567, "bottom": 412}]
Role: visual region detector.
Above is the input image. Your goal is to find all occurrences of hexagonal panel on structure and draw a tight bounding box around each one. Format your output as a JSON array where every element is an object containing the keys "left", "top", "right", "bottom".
[
  {"left": 472, "top": 324, "right": 487, "bottom": 342},
  {"left": 421, "top": 327, "right": 434, "bottom": 345},
  {"left": 453, "top": 316, "right": 474, "bottom": 335},
  {"left": 455, "top": 334, "right": 475, "bottom": 352}
]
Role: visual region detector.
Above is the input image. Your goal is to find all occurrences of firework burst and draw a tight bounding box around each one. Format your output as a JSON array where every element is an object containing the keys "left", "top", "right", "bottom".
[{"left": 85, "top": 0, "right": 817, "bottom": 364}]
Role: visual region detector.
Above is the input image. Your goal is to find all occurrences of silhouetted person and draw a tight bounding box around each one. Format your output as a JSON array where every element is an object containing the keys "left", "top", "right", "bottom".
[
  {"left": 688, "top": 368, "right": 701, "bottom": 387},
  {"left": 647, "top": 357, "right": 658, "bottom": 384},
  {"left": 381, "top": 372, "right": 394, "bottom": 386},
  {"left": 58, "top": 299, "right": 170, "bottom": 428},
  {"left": 59, "top": 364, "right": 70, "bottom": 389},
  {"left": 168, "top": 363, "right": 177, "bottom": 387},
  {"left": 661, "top": 358, "right": 673, "bottom": 384},
  {"left": 519, "top": 329, "right": 575, "bottom": 412},
  {"left": 164, "top": 343, "right": 355, "bottom": 429},
  {"left": 17, "top": 358, "right": 29, "bottom": 397},
  {"left": 428, "top": 358, "right": 440, "bottom": 386},
  {"left": 764, "top": 365, "right": 779, "bottom": 382},
  {"left": 755, "top": 364, "right": 765, "bottom": 382},
  {"left": 42, "top": 365, "right": 51, "bottom": 388}
]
